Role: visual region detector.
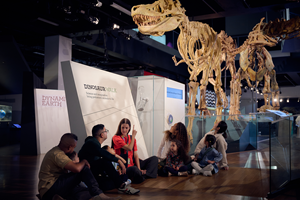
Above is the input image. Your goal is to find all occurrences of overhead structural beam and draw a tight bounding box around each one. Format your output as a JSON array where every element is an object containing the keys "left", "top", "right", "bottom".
[
  {"left": 202, "top": 0, "right": 218, "bottom": 14},
  {"left": 191, "top": 2, "right": 300, "bottom": 21}
]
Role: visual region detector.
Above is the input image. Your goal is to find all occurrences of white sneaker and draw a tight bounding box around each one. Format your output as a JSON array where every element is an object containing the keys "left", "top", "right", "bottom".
[
  {"left": 192, "top": 169, "right": 199, "bottom": 175},
  {"left": 203, "top": 164, "right": 214, "bottom": 172},
  {"left": 203, "top": 171, "right": 212, "bottom": 176}
]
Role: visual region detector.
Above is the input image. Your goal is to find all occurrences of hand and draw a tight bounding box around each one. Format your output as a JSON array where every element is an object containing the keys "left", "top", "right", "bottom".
[
  {"left": 175, "top": 167, "right": 179, "bottom": 171},
  {"left": 207, "top": 160, "right": 215, "bottom": 164},
  {"left": 173, "top": 166, "right": 176, "bottom": 170},
  {"left": 132, "top": 125, "right": 137, "bottom": 138},
  {"left": 194, "top": 154, "right": 199, "bottom": 161},
  {"left": 119, "top": 160, "right": 126, "bottom": 174},
  {"left": 118, "top": 169, "right": 122, "bottom": 175},
  {"left": 140, "top": 169, "right": 147, "bottom": 175},
  {"left": 82, "top": 159, "right": 90, "bottom": 168}
]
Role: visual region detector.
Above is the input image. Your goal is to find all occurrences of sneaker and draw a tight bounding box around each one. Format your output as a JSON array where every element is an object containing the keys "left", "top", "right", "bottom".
[
  {"left": 203, "top": 171, "right": 212, "bottom": 176},
  {"left": 168, "top": 172, "right": 172, "bottom": 176},
  {"left": 178, "top": 171, "right": 188, "bottom": 177},
  {"left": 118, "top": 185, "right": 140, "bottom": 195},
  {"left": 192, "top": 169, "right": 199, "bottom": 175}
]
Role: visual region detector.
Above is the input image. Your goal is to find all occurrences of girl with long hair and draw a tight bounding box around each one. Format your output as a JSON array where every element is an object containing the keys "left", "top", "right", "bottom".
[
  {"left": 164, "top": 139, "right": 189, "bottom": 176},
  {"left": 112, "top": 118, "right": 158, "bottom": 184},
  {"left": 157, "top": 122, "right": 190, "bottom": 161}
]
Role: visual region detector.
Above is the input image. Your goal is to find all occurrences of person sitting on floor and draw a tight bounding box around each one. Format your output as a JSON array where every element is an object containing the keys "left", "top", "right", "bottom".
[
  {"left": 78, "top": 124, "right": 139, "bottom": 195},
  {"left": 164, "top": 139, "right": 189, "bottom": 176},
  {"left": 38, "top": 133, "right": 117, "bottom": 200},
  {"left": 191, "top": 135, "right": 223, "bottom": 176},
  {"left": 194, "top": 120, "right": 229, "bottom": 170},
  {"left": 102, "top": 145, "right": 131, "bottom": 185},
  {"left": 112, "top": 118, "right": 158, "bottom": 184}
]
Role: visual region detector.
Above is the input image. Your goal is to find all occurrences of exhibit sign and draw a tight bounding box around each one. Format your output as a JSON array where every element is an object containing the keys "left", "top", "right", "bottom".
[
  {"left": 34, "top": 89, "right": 70, "bottom": 154},
  {"left": 61, "top": 61, "right": 148, "bottom": 159}
]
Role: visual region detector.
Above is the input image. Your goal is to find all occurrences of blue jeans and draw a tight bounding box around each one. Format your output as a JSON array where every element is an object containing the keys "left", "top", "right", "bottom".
[{"left": 42, "top": 166, "right": 102, "bottom": 200}]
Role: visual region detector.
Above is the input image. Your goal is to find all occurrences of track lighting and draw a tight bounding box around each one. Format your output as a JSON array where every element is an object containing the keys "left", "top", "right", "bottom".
[
  {"left": 287, "top": 99, "right": 289, "bottom": 103},
  {"left": 280, "top": 99, "right": 282, "bottom": 102}
]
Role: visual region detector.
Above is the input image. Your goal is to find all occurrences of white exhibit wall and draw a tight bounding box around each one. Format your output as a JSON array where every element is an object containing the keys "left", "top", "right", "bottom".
[
  {"left": 134, "top": 76, "right": 185, "bottom": 156},
  {"left": 34, "top": 89, "right": 70, "bottom": 154},
  {"left": 62, "top": 61, "right": 148, "bottom": 159}
]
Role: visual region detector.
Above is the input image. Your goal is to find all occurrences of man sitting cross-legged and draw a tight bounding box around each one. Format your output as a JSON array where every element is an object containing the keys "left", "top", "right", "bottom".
[
  {"left": 78, "top": 124, "right": 139, "bottom": 195},
  {"left": 38, "top": 133, "right": 119, "bottom": 200}
]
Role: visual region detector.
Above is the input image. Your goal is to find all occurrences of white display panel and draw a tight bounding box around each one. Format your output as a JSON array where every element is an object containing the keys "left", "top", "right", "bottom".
[
  {"left": 131, "top": 76, "right": 185, "bottom": 156},
  {"left": 34, "top": 89, "right": 70, "bottom": 154},
  {"left": 62, "top": 61, "right": 148, "bottom": 159}
]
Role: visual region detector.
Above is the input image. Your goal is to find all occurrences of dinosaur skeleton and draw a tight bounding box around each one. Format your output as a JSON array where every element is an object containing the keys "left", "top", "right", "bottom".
[{"left": 131, "top": 0, "right": 300, "bottom": 143}]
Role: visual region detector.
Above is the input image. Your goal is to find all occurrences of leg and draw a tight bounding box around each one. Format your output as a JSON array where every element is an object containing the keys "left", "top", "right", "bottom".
[
  {"left": 91, "top": 158, "right": 124, "bottom": 189},
  {"left": 191, "top": 161, "right": 203, "bottom": 174},
  {"left": 139, "top": 156, "right": 158, "bottom": 178},
  {"left": 43, "top": 166, "right": 102, "bottom": 200},
  {"left": 178, "top": 166, "right": 188, "bottom": 172},
  {"left": 165, "top": 167, "right": 178, "bottom": 176},
  {"left": 126, "top": 166, "right": 144, "bottom": 184}
]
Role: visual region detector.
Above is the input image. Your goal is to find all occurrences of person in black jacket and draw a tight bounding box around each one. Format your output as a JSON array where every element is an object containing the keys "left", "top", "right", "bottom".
[{"left": 78, "top": 124, "right": 139, "bottom": 195}]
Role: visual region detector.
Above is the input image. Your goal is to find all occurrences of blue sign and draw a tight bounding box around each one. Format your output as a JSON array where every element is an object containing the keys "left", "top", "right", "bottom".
[{"left": 167, "top": 87, "right": 183, "bottom": 99}]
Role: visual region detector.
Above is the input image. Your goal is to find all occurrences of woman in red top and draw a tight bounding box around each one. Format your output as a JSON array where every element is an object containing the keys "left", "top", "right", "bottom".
[{"left": 112, "top": 118, "right": 158, "bottom": 184}]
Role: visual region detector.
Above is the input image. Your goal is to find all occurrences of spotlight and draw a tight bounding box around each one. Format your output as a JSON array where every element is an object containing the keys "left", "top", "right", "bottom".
[
  {"left": 113, "top": 23, "right": 120, "bottom": 29},
  {"left": 298, "top": 98, "right": 300, "bottom": 102},
  {"left": 280, "top": 99, "right": 283, "bottom": 102},
  {"left": 260, "top": 93, "right": 263, "bottom": 95},
  {"left": 245, "top": 86, "right": 248, "bottom": 89},
  {"left": 257, "top": 90, "right": 259, "bottom": 94},
  {"left": 126, "top": 35, "right": 131, "bottom": 40},
  {"left": 251, "top": 87, "right": 253, "bottom": 91},
  {"left": 287, "top": 98, "right": 289, "bottom": 103},
  {"left": 274, "top": 99, "right": 277, "bottom": 102},
  {"left": 95, "top": 0, "right": 102, "bottom": 7},
  {"left": 89, "top": 16, "right": 99, "bottom": 24}
]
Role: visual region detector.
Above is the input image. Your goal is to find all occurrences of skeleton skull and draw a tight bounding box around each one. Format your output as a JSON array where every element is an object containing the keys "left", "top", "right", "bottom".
[{"left": 131, "top": 0, "right": 185, "bottom": 36}]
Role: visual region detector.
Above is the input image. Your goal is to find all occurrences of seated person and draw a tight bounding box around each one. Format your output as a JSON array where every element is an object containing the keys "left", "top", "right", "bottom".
[
  {"left": 102, "top": 145, "right": 131, "bottom": 185},
  {"left": 38, "top": 133, "right": 116, "bottom": 200},
  {"left": 194, "top": 120, "right": 229, "bottom": 170},
  {"left": 164, "top": 139, "right": 189, "bottom": 176},
  {"left": 112, "top": 118, "right": 158, "bottom": 184},
  {"left": 191, "top": 135, "right": 223, "bottom": 176},
  {"left": 78, "top": 124, "right": 139, "bottom": 195}
]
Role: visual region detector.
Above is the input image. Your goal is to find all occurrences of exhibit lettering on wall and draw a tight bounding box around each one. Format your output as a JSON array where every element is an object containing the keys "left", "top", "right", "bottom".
[
  {"left": 83, "top": 84, "right": 116, "bottom": 100},
  {"left": 40, "top": 95, "right": 67, "bottom": 107}
]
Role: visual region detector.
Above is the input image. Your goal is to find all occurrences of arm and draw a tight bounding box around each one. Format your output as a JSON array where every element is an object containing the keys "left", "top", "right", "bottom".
[
  {"left": 216, "top": 138, "right": 228, "bottom": 169},
  {"left": 115, "top": 154, "right": 126, "bottom": 164},
  {"left": 194, "top": 133, "right": 208, "bottom": 155},
  {"left": 64, "top": 159, "right": 90, "bottom": 173},
  {"left": 133, "top": 151, "right": 146, "bottom": 174},
  {"left": 122, "top": 125, "right": 137, "bottom": 151}
]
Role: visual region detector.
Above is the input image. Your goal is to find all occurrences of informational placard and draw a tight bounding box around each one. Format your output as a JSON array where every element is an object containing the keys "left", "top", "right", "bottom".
[
  {"left": 167, "top": 87, "right": 183, "bottom": 99},
  {"left": 34, "top": 89, "right": 70, "bottom": 154},
  {"left": 62, "top": 61, "right": 148, "bottom": 159}
]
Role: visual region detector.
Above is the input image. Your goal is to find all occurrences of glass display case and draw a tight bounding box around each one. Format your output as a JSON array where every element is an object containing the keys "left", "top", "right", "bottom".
[{"left": 0, "top": 105, "right": 12, "bottom": 122}]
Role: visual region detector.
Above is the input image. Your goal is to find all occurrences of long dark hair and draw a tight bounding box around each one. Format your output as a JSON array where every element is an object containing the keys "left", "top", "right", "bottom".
[
  {"left": 164, "top": 122, "right": 190, "bottom": 153},
  {"left": 115, "top": 118, "right": 131, "bottom": 136},
  {"left": 216, "top": 121, "right": 228, "bottom": 139},
  {"left": 168, "top": 139, "right": 189, "bottom": 163}
]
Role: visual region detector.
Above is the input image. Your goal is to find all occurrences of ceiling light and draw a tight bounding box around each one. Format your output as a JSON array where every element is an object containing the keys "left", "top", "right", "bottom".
[
  {"left": 95, "top": 0, "right": 102, "bottom": 7},
  {"left": 89, "top": 16, "right": 99, "bottom": 24},
  {"left": 113, "top": 24, "right": 120, "bottom": 29},
  {"left": 280, "top": 99, "right": 283, "bottom": 102},
  {"left": 298, "top": 98, "right": 299, "bottom": 102},
  {"left": 287, "top": 99, "right": 289, "bottom": 103},
  {"left": 274, "top": 99, "right": 277, "bottom": 102},
  {"left": 260, "top": 93, "right": 263, "bottom": 95}
]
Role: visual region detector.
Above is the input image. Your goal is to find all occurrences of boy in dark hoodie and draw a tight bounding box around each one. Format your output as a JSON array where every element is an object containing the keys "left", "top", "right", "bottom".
[{"left": 78, "top": 124, "right": 139, "bottom": 195}]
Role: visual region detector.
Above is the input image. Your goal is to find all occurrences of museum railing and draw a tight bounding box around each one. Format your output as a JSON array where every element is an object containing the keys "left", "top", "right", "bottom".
[
  {"left": 185, "top": 112, "right": 279, "bottom": 155},
  {"left": 268, "top": 114, "right": 300, "bottom": 196}
]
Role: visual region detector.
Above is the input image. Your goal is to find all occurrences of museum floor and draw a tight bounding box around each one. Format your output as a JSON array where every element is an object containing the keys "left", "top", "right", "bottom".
[{"left": 0, "top": 140, "right": 298, "bottom": 200}]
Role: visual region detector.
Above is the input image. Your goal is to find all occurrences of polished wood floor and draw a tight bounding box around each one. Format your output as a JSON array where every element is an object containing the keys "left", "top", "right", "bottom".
[{"left": 0, "top": 140, "right": 298, "bottom": 200}]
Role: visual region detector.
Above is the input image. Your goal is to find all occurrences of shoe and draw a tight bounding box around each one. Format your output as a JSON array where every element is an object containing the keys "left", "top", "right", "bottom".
[
  {"left": 203, "top": 171, "right": 212, "bottom": 176},
  {"left": 52, "top": 194, "right": 65, "bottom": 200},
  {"left": 168, "top": 172, "right": 172, "bottom": 176},
  {"left": 192, "top": 169, "right": 199, "bottom": 175},
  {"left": 178, "top": 171, "right": 188, "bottom": 177},
  {"left": 118, "top": 185, "right": 140, "bottom": 195}
]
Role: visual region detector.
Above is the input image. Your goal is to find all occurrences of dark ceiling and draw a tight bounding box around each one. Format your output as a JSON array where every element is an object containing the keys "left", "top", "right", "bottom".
[{"left": 1, "top": 0, "right": 300, "bottom": 90}]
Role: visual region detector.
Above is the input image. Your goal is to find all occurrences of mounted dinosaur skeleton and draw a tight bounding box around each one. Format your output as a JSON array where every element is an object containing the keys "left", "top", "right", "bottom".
[{"left": 131, "top": 0, "right": 300, "bottom": 143}]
